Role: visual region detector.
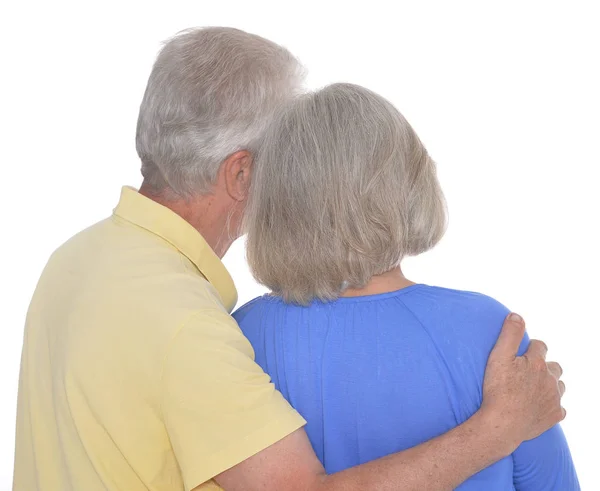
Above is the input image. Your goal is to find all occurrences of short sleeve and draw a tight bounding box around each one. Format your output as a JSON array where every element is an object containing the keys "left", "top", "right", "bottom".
[
  {"left": 160, "top": 309, "right": 306, "bottom": 490},
  {"left": 512, "top": 424, "right": 580, "bottom": 490}
]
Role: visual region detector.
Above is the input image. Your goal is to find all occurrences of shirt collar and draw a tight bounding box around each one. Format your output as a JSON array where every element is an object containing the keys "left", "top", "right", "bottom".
[{"left": 113, "top": 186, "right": 238, "bottom": 312}]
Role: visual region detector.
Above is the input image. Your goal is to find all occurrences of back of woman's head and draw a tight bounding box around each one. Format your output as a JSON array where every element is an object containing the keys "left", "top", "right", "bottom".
[{"left": 245, "top": 83, "right": 447, "bottom": 305}]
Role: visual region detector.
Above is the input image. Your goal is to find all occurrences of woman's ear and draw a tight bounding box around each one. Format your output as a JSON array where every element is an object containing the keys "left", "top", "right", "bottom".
[{"left": 224, "top": 150, "right": 253, "bottom": 202}]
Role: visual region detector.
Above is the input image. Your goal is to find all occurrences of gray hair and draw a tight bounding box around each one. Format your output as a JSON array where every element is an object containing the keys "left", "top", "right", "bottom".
[
  {"left": 244, "top": 83, "right": 447, "bottom": 305},
  {"left": 136, "top": 27, "right": 305, "bottom": 196}
]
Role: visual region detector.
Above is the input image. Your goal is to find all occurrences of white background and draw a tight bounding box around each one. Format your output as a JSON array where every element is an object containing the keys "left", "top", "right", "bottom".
[{"left": 1, "top": 0, "right": 598, "bottom": 489}]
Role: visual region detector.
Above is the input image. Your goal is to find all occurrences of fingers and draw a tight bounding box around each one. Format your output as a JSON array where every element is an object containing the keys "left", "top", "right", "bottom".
[
  {"left": 558, "top": 380, "right": 566, "bottom": 397},
  {"left": 525, "top": 339, "right": 548, "bottom": 361},
  {"left": 547, "top": 361, "right": 563, "bottom": 379},
  {"left": 553, "top": 366, "right": 567, "bottom": 424},
  {"left": 491, "top": 313, "right": 526, "bottom": 359}
]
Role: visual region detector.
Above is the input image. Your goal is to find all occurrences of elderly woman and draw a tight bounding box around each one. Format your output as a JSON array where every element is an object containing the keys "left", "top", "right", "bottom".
[{"left": 233, "top": 84, "right": 579, "bottom": 490}]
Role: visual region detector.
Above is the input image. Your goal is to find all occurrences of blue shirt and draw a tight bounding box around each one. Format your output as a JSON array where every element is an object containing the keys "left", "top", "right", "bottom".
[{"left": 234, "top": 284, "right": 579, "bottom": 490}]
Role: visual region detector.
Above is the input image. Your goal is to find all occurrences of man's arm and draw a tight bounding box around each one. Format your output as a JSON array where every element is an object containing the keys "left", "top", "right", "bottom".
[{"left": 213, "top": 314, "right": 566, "bottom": 491}]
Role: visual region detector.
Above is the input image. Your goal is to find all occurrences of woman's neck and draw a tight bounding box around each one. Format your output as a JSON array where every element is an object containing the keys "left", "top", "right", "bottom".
[{"left": 341, "top": 266, "right": 415, "bottom": 298}]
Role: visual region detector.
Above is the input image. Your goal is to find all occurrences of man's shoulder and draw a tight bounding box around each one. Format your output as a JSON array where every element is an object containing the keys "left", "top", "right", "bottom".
[
  {"left": 42, "top": 215, "right": 228, "bottom": 327},
  {"left": 47, "top": 215, "right": 169, "bottom": 272}
]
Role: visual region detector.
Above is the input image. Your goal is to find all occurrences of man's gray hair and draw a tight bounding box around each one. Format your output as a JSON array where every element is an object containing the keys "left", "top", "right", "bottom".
[
  {"left": 244, "top": 83, "right": 447, "bottom": 305},
  {"left": 136, "top": 27, "right": 305, "bottom": 196}
]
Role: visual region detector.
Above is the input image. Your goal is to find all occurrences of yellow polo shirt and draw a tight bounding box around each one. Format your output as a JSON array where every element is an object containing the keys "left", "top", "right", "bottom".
[{"left": 13, "top": 187, "right": 305, "bottom": 491}]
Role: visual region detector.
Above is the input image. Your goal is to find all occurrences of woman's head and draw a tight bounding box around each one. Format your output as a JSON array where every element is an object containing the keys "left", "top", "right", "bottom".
[{"left": 245, "top": 83, "right": 447, "bottom": 304}]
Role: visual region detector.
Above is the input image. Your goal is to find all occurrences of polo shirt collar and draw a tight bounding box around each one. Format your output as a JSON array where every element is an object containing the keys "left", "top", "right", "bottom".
[{"left": 113, "top": 186, "right": 238, "bottom": 312}]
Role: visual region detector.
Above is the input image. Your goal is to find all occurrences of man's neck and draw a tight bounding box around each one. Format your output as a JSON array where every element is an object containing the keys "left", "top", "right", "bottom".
[
  {"left": 138, "top": 182, "right": 235, "bottom": 258},
  {"left": 341, "top": 266, "right": 415, "bottom": 297}
]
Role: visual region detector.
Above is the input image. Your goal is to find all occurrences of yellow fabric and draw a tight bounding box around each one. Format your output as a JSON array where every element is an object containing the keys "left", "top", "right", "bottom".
[{"left": 13, "top": 187, "right": 306, "bottom": 491}]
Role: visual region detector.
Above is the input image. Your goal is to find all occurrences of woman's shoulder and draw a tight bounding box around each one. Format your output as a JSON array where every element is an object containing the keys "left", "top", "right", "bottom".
[
  {"left": 233, "top": 285, "right": 514, "bottom": 338},
  {"left": 233, "top": 285, "right": 510, "bottom": 320},
  {"left": 232, "top": 295, "right": 268, "bottom": 324},
  {"left": 404, "top": 285, "right": 513, "bottom": 345},
  {"left": 408, "top": 284, "right": 510, "bottom": 315},
  {"left": 232, "top": 293, "right": 296, "bottom": 324}
]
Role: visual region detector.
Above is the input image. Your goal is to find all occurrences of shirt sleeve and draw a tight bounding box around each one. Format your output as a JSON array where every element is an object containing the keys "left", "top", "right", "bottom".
[
  {"left": 512, "top": 425, "right": 580, "bottom": 490},
  {"left": 512, "top": 334, "right": 580, "bottom": 490},
  {"left": 160, "top": 309, "right": 307, "bottom": 491}
]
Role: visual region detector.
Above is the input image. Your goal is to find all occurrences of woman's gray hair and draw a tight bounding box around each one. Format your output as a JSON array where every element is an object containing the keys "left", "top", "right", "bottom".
[
  {"left": 245, "top": 83, "right": 447, "bottom": 305},
  {"left": 136, "top": 27, "right": 305, "bottom": 196}
]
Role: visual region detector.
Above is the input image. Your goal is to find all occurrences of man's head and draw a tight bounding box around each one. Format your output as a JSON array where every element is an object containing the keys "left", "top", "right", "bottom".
[{"left": 136, "top": 27, "right": 304, "bottom": 249}]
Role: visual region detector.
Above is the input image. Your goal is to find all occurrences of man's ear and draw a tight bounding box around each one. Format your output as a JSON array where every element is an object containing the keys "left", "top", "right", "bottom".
[{"left": 223, "top": 150, "right": 253, "bottom": 201}]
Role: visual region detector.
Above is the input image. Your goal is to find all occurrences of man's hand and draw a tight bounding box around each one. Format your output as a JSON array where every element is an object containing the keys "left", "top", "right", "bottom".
[{"left": 481, "top": 313, "right": 566, "bottom": 452}]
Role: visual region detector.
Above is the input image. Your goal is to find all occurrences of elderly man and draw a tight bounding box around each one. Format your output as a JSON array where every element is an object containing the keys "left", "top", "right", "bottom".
[{"left": 13, "top": 27, "right": 565, "bottom": 491}]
